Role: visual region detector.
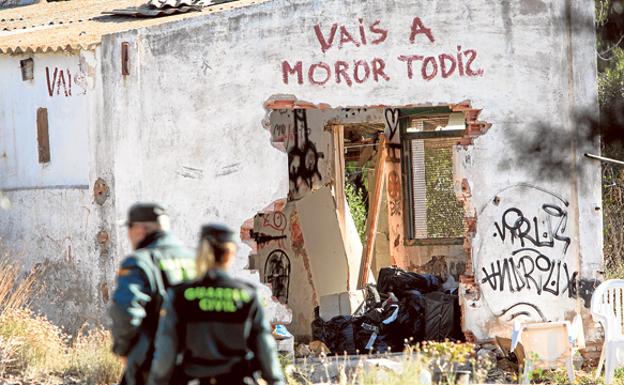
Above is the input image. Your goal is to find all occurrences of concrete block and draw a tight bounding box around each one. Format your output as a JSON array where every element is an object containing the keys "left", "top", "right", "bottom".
[
  {"left": 319, "top": 293, "right": 341, "bottom": 321},
  {"left": 319, "top": 290, "right": 365, "bottom": 321},
  {"left": 339, "top": 291, "right": 365, "bottom": 314},
  {"left": 276, "top": 336, "right": 295, "bottom": 356}
]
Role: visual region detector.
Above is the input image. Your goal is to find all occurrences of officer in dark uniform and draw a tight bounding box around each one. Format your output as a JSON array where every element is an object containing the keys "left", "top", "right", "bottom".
[
  {"left": 147, "top": 224, "right": 284, "bottom": 385},
  {"left": 110, "top": 203, "right": 196, "bottom": 385}
]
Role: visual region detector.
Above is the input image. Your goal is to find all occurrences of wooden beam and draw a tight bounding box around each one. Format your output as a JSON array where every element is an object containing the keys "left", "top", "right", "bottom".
[
  {"left": 332, "top": 125, "right": 346, "bottom": 237},
  {"left": 358, "top": 135, "right": 387, "bottom": 288}
]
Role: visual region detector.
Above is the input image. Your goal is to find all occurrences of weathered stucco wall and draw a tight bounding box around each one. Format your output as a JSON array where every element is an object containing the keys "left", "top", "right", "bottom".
[
  {"left": 0, "top": 0, "right": 601, "bottom": 340},
  {"left": 0, "top": 50, "right": 114, "bottom": 332},
  {"left": 98, "top": 0, "right": 600, "bottom": 339}
]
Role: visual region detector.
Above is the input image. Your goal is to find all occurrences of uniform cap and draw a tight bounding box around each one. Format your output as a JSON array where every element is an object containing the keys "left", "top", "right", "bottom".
[
  {"left": 126, "top": 203, "right": 167, "bottom": 225},
  {"left": 200, "top": 223, "right": 235, "bottom": 245}
]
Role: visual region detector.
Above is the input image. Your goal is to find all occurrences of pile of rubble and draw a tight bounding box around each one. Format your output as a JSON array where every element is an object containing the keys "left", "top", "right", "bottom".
[{"left": 310, "top": 267, "right": 463, "bottom": 355}]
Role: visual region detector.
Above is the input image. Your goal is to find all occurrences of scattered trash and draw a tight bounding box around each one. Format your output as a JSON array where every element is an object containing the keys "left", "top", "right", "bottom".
[
  {"left": 377, "top": 266, "right": 441, "bottom": 298},
  {"left": 311, "top": 266, "right": 463, "bottom": 355},
  {"left": 273, "top": 324, "right": 293, "bottom": 340}
]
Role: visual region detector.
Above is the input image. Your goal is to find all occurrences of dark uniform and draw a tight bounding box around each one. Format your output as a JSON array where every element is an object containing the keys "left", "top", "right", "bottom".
[
  {"left": 109, "top": 204, "right": 196, "bottom": 385},
  {"left": 147, "top": 230, "right": 284, "bottom": 385}
]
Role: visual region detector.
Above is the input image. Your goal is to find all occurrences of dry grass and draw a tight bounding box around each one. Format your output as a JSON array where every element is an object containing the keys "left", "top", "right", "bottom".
[
  {"left": 0, "top": 307, "right": 68, "bottom": 378},
  {"left": 66, "top": 327, "right": 124, "bottom": 384},
  {"left": 0, "top": 259, "right": 41, "bottom": 312},
  {"left": 285, "top": 341, "right": 493, "bottom": 385},
  {"left": 0, "top": 255, "right": 123, "bottom": 384}
]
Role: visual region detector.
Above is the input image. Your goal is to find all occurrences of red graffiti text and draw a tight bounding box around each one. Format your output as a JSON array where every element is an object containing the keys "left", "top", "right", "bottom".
[
  {"left": 46, "top": 66, "right": 73, "bottom": 97},
  {"left": 280, "top": 16, "right": 485, "bottom": 86}
]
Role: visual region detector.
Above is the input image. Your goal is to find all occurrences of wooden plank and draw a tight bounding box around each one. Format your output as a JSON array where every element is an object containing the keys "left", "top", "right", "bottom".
[
  {"left": 332, "top": 125, "right": 346, "bottom": 237},
  {"left": 358, "top": 135, "right": 387, "bottom": 288},
  {"left": 36, "top": 107, "right": 50, "bottom": 163}
]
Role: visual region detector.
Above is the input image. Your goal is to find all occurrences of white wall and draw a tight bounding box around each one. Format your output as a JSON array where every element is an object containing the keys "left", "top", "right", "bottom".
[
  {"left": 0, "top": 53, "right": 92, "bottom": 189},
  {"left": 0, "top": 0, "right": 599, "bottom": 339},
  {"left": 98, "top": 0, "right": 600, "bottom": 339},
  {"left": 0, "top": 50, "right": 109, "bottom": 332},
  {"left": 100, "top": 30, "right": 290, "bottom": 274}
]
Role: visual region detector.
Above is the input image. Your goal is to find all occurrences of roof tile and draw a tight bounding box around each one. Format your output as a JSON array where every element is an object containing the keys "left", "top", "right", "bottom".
[{"left": 0, "top": 0, "right": 262, "bottom": 54}]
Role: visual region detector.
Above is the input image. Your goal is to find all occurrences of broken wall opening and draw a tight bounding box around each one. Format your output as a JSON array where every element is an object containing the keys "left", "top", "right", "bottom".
[{"left": 246, "top": 98, "right": 489, "bottom": 339}]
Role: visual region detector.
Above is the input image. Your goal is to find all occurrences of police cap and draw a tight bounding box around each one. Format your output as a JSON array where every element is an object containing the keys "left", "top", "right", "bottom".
[
  {"left": 126, "top": 203, "right": 166, "bottom": 225},
  {"left": 200, "top": 223, "right": 235, "bottom": 245}
]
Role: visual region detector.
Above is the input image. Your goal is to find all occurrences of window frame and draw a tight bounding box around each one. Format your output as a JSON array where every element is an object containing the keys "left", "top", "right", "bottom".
[{"left": 399, "top": 107, "right": 465, "bottom": 245}]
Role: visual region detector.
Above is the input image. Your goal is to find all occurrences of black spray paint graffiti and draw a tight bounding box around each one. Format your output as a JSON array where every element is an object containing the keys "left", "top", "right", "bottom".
[
  {"left": 497, "top": 302, "right": 547, "bottom": 322},
  {"left": 493, "top": 204, "right": 571, "bottom": 254},
  {"left": 288, "top": 109, "right": 324, "bottom": 193},
  {"left": 481, "top": 248, "right": 578, "bottom": 297},
  {"left": 482, "top": 252, "right": 600, "bottom": 314},
  {"left": 264, "top": 249, "right": 291, "bottom": 304},
  {"left": 483, "top": 196, "right": 599, "bottom": 310},
  {"left": 384, "top": 108, "right": 399, "bottom": 140}
]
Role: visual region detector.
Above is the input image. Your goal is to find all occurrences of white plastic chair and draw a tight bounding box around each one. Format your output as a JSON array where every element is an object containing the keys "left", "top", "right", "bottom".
[
  {"left": 591, "top": 279, "right": 624, "bottom": 384},
  {"left": 512, "top": 321, "right": 575, "bottom": 384}
]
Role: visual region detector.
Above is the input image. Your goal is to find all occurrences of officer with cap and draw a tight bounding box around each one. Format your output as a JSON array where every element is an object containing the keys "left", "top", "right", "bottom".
[
  {"left": 110, "top": 203, "right": 196, "bottom": 385},
  {"left": 147, "top": 223, "right": 284, "bottom": 385}
]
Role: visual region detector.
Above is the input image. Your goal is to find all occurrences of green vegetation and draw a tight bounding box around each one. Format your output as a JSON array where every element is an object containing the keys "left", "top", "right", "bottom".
[
  {"left": 345, "top": 181, "right": 368, "bottom": 242},
  {"left": 596, "top": 0, "right": 624, "bottom": 278},
  {"left": 526, "top": 367, "right": 624, "bottom": 384}
]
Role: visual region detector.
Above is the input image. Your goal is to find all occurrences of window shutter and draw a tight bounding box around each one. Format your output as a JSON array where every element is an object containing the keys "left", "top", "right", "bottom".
[
  {"left": 409, "top": 138, "right": 464, "bottom": 239},
  {"left": 410, "top": 139, "right": 427, "bottom": 238}
]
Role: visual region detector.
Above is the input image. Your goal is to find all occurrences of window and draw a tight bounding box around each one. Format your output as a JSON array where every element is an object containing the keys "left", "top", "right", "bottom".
[{"left": 401, "top": 108, "right": 465, "bottom": 242}]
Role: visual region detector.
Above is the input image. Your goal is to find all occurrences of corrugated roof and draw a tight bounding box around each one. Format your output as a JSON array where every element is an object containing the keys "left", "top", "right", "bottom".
[
  {"left": 147, "top": 0, "right": 195, "bottom": 9},
  {"left": 0, "top": 0, "right": 263, "bottom": 54},
  {"left": 103, "top": 4, "right": 201, "bottom": 17}
]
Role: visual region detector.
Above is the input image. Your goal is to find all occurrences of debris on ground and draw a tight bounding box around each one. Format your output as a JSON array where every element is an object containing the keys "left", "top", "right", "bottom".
[{"left": 311, "top": 266, "right": 463, "bottom": 355}]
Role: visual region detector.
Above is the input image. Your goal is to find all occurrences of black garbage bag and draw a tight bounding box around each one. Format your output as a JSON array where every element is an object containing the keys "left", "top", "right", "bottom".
[
  {"left": 423, "top": 291, "right": 463, "bottom": 341},
  {"left": 379, "top": 289, "right": 426, "bottom": 351},
  {"left": 353, "top": 318, "right": 380, "bottom": 353},
  {"left": 310, "top": 307, "right": 358, "bottom": 354},
  {"left": 377, "top": 267, "right": 441, "bottom": 297},
  {"left": 353, "top": 304, "right": 400, "bottom": 353},
  {"left": 311, "top": 306, "right": 325, "bottom": 341},
  {"left": 323, "top": 315, "right": 358, "bottom": 355},
  {"left": 365, "top": 283, "right": 381, "bottom": 309}
]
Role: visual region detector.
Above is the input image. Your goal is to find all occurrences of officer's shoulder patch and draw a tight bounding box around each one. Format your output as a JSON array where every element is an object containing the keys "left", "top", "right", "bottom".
[{"left": 117, "top": 267, "right": 132, "bottom": 277}]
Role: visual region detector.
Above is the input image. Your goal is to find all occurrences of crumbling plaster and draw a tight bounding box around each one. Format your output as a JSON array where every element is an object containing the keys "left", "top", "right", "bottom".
[
  {"left": 111, "top": 0, "right": 600, "bottom": 340},
  {"left": 0, "top": 0, "right": 602, "bottom": 340}
]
